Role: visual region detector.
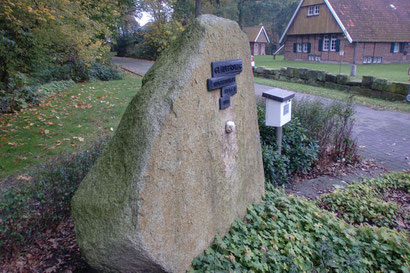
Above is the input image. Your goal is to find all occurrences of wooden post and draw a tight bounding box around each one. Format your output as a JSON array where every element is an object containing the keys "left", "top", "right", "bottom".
[
  {"left": 350, "top": 42, "right": 357, "bottom": 76},
  {"left": 276, "top": 127, "right": 283, "bottom": 154}
]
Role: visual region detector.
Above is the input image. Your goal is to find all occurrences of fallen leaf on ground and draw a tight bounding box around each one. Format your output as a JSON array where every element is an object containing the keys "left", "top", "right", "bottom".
[
  {"left": 72, "top": 136, "right": 84, "bottom": 142},
  {"left": 17, "top": 175, "right": 32, "bottom": 182}
]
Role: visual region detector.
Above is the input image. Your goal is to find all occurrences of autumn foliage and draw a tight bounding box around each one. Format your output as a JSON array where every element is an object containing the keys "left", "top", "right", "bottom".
[{"left": 0, "top": 0, "right": 133, "bottom": 112}]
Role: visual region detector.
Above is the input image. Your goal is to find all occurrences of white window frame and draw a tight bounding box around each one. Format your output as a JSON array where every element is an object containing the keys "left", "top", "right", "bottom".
[
  {"left": 308, "top": 6, "right": 314, "bottom": 16},
  {"left": 315, "top": 56, "right": 321, "bottom": 62},
  {"left": 323, "top": 35, "right": 330, "bottom": 51},
  {"left": 303, "top": 43, "right": 308, "bottom": 53},
  {"left": 393, "top": 42, "right": 400, "bottom": 53},
  {"left": 377, "top": 57, "right": 382, "bottom": 64},
  {"left": 363, "top": 56, "right": 374, "bottom": 64},
  {"left": 314, "top": 5, "right": 320, "bottom": 15},
  {"left": 308, "top": 5, "right": 319, "bottom": 16},
  {"left": 297, "top": 43, "right": 302, "bottom": 53},
  {"left": 330, "top": 35, "right": 337, "bottom": 51}
]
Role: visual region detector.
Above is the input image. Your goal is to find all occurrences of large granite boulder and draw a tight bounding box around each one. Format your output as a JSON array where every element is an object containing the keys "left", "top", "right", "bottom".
[{"left": 72, "top": 14, "right": 265, "bottom": 273}]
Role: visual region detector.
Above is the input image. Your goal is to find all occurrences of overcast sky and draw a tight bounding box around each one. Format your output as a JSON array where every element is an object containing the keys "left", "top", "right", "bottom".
[{"left": 136, "top": 12, "right": 153, "bottom": 26}]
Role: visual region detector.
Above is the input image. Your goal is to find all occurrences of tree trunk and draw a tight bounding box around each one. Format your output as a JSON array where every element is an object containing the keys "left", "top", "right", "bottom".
[
  {"left": 237, "top": 0, "right": 245, "bottom": 29},
  {"left": 195, "top": 0, "right": 201, "bottom": 17}
]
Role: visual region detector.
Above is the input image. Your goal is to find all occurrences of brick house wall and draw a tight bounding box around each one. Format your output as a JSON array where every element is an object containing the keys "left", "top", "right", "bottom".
[{"left": 284, "top": 34, "right": 410, "bottom": 64}]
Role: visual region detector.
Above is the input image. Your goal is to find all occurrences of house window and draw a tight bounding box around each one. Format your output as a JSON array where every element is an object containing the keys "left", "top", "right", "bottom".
[
  {"left": 330, "top": 35, "right": 337, "bottom": 51},
  {"left": 377, "top": 57, "right": 383, "bottom": 63},
  {"left": 392, "top": 42, "right": 400, "bottom": 53},
  {"left": 308, "top": 55, "right": 314, "bottom": 61},
  {"left": 363, "top": 56, "right": 373, "bottom": 64},
  {"left": 315, "top": 56, "right": 321, "bottom": 62},
  {"left": 323, "top": 35, "right": 330, "bottom": 51},
  {"left": 303, "top": 43, "right": 308, "bottom": 53},
  {"left": 308, "top": 5, "right": 319, "bottom": 16},
  {"left": 297, "top": 43, "right": 302, "bottom": 52},
  {"left": 308, "top": 6, "right": 314, "bottom": 16}
]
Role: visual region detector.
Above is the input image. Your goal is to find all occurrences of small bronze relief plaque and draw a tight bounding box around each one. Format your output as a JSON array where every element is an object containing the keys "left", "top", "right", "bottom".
[{"left": 207, "top": 59, "right": 242, "bottom": 110}]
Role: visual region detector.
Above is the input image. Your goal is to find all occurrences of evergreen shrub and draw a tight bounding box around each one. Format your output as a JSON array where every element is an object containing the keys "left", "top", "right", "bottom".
[{"left": 258, "top": 106, "right": 320, "bottom": 185}]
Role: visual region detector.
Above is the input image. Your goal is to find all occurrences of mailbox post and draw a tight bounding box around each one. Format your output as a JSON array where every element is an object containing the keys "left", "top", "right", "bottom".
[{"left": 262, "top": 89, "right": 295, "bottom": 154}]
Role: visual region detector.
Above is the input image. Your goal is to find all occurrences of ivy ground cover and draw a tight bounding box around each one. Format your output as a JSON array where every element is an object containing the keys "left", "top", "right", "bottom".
[
  {"left": 317, "top": 172, "right": 409, "bottom": 232},
  {"left": 190, "top": 173, "right": 410, "bottom": 273}
]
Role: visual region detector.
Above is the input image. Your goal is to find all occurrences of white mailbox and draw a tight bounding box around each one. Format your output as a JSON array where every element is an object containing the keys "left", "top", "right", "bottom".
[{"left": 262, "top": 89, "right": 295, "bottom": 127}]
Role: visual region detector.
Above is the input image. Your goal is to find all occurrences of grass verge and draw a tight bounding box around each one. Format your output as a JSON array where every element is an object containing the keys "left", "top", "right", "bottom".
[
  {"left": 0, "top": 76, "right": 142, "bottom": 180},
  {"left": 255, "top": 55, "right": 410, "bottom": 83},
  {"left": 254, "top": 77, "right": 410, "bottom": 113}
]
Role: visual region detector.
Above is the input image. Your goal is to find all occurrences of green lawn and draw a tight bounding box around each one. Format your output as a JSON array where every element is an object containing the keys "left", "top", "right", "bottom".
[
  {"left": 255, "top": 55, "right": 410, "bottom": 83},
  {"left": 0, "top": 76, "right": 142, "bottom": 180}
]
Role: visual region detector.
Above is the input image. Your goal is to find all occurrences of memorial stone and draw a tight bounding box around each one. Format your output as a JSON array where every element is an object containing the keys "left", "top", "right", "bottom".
[{"left": 71, "top": 14, "right": 265, "bottom": 273}]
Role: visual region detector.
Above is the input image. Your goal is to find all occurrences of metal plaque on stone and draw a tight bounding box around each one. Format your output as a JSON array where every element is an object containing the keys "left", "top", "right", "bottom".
[{"left": 207, "top": 59, "right": 242, "bottom": 110}]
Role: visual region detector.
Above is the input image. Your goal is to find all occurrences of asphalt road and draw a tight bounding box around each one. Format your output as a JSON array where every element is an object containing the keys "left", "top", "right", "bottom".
[{"left": 114, "top": 57, "right": 410, "bottom": 172}]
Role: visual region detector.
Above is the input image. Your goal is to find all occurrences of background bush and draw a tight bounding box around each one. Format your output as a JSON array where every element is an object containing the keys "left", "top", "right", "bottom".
[
  {"left": 258, "top": 106, "right": 320, "bottom": 185},
  {"left": 0, "top": 139, "right": 108, "bottom": 256},
  {"left": 292, "top": 97, "right": 359, "bottom": 165},
  {"left": 0, "top": 63, "right": 123, "bottom": 113}
]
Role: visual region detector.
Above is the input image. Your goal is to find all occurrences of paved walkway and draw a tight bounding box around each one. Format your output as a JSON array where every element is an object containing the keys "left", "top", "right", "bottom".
[
  {"left": 113, "top": 57, "right": 410, "bottom": 185},
  {"left": 113, "top": 56, "right": 153, "bottom": 76}
]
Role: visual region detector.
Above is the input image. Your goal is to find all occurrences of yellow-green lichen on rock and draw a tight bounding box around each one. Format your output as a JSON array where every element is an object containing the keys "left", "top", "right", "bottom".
[{"left": 71, "top": 14, "right": 265, "bottom": 273}]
